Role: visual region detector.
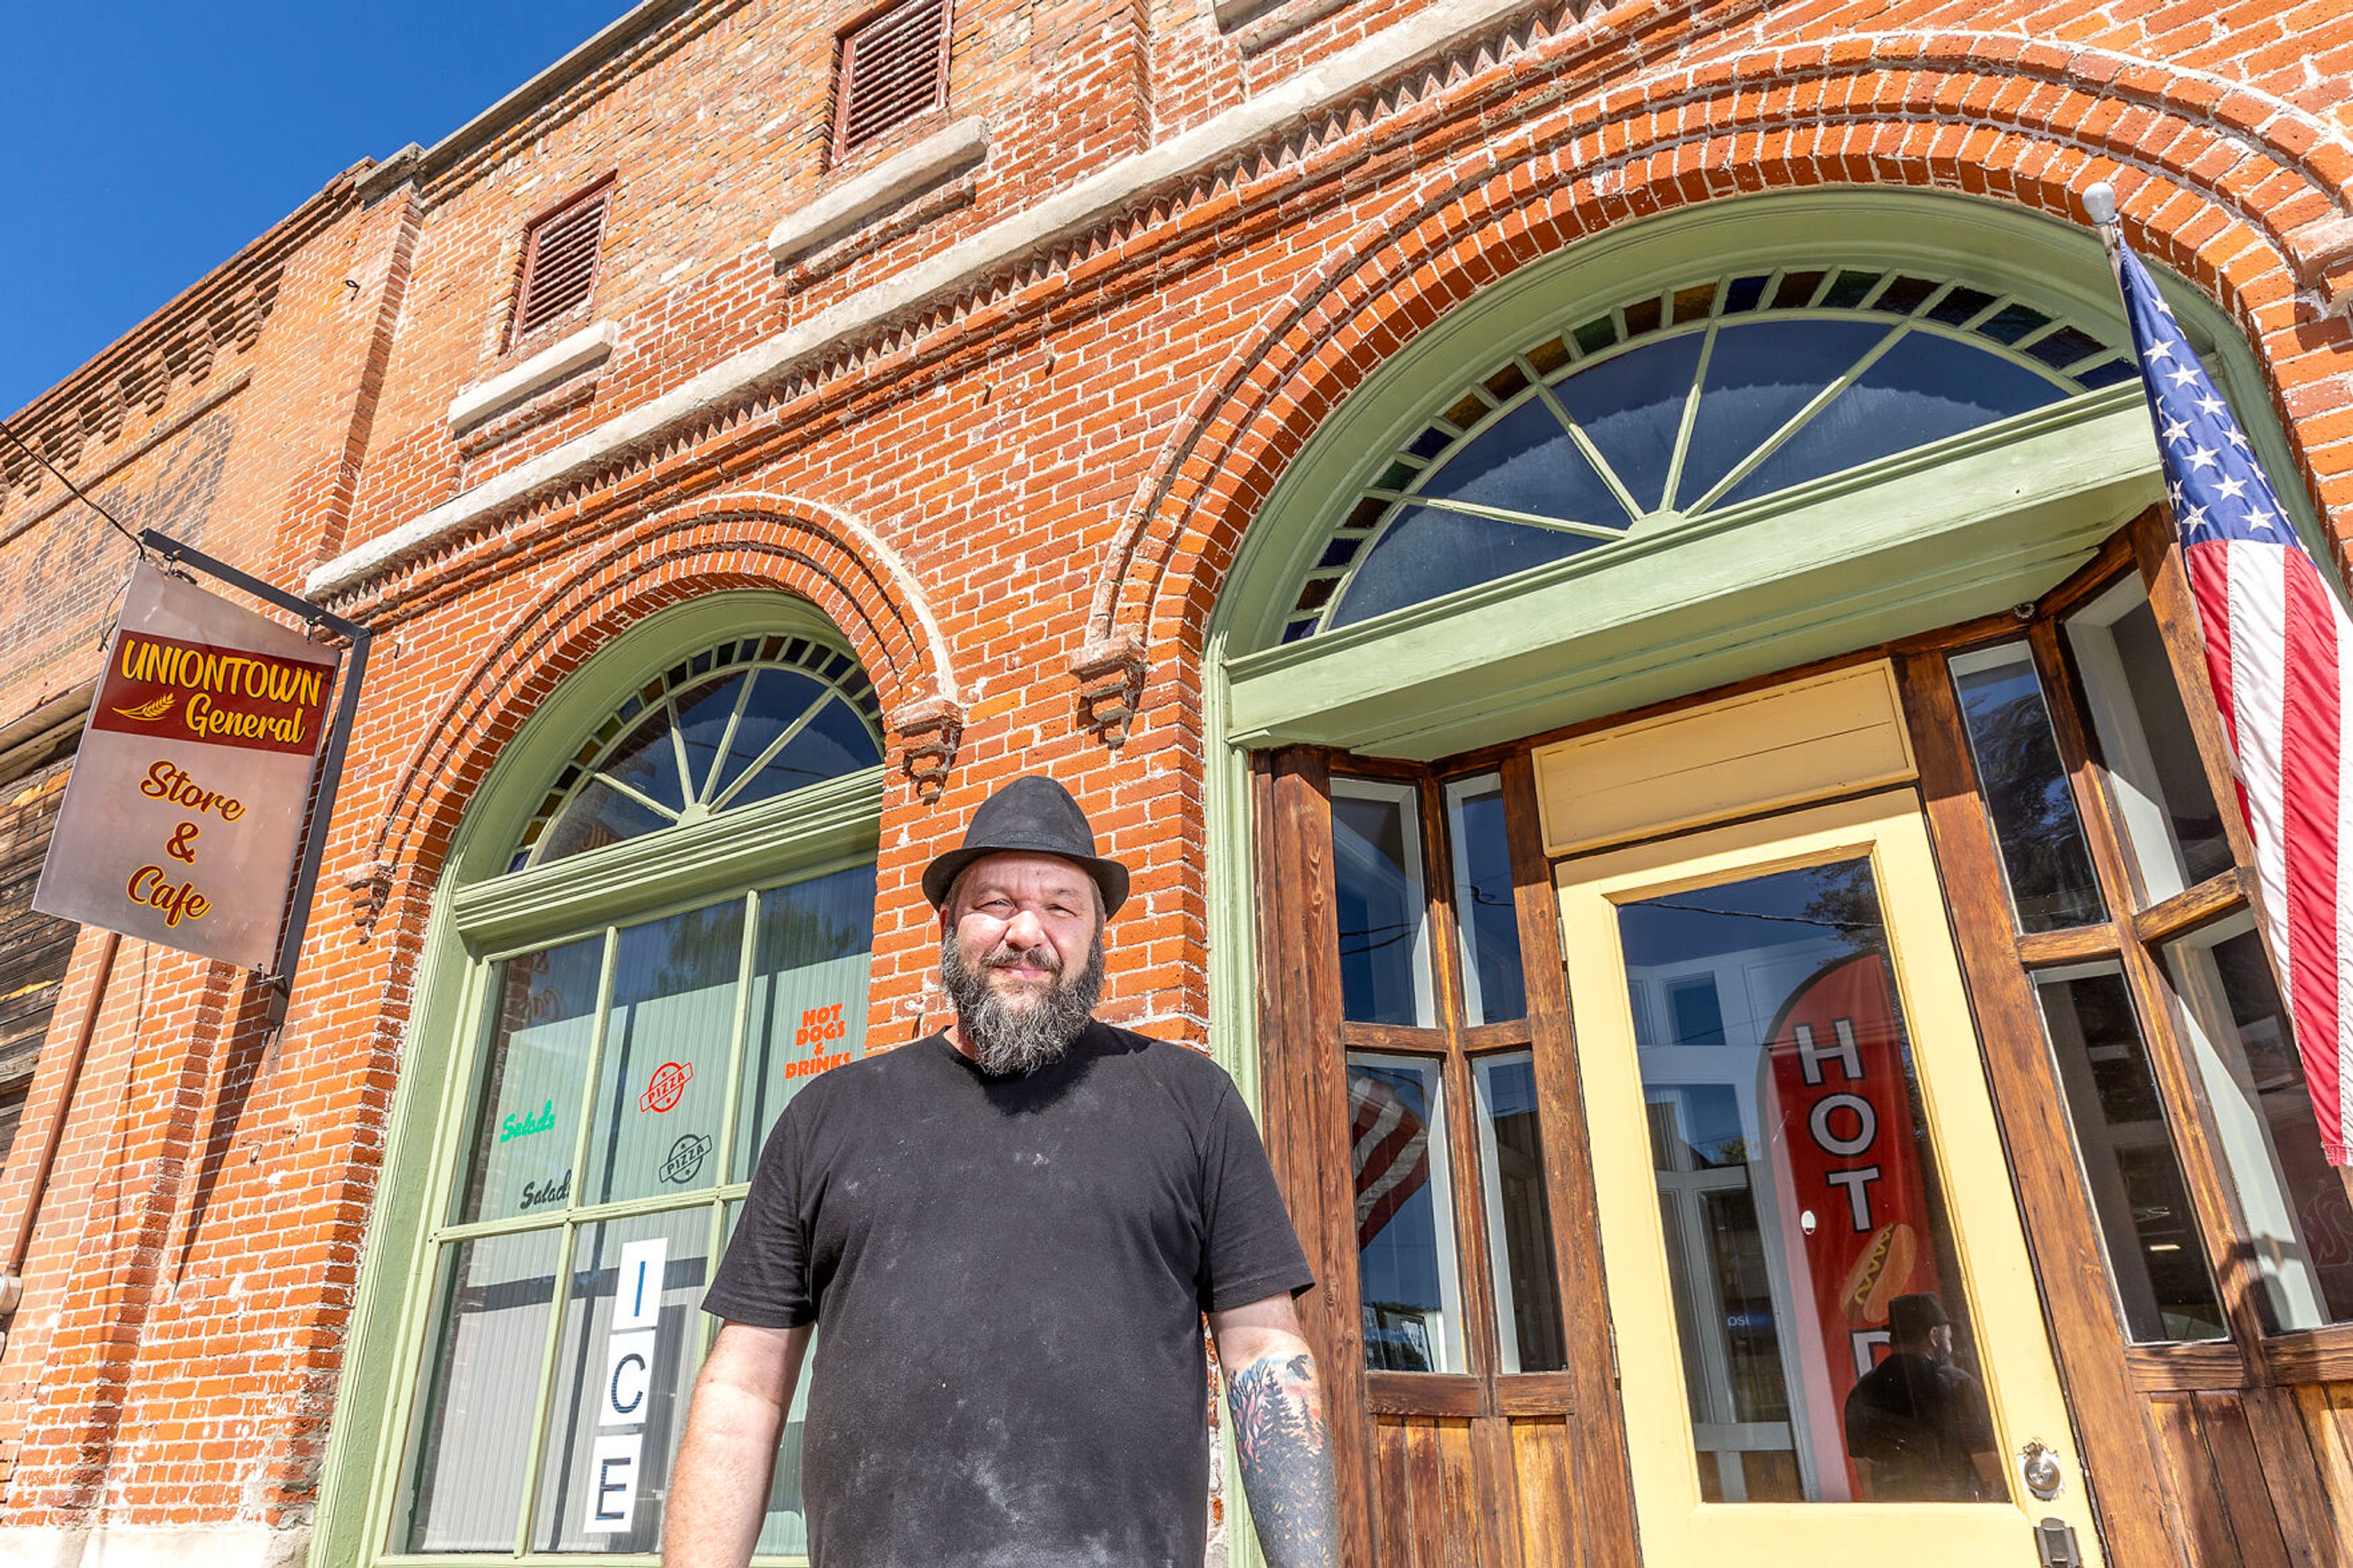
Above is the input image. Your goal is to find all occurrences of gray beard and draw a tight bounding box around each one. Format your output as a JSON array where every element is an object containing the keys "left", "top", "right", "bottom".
[{"left": 939, "top": 928, "right": 1104, "bottom": 1077}]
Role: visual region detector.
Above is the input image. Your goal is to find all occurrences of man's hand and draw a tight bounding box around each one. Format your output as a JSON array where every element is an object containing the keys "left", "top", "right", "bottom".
[
  {"left": 1210, "top": 1295, "right": 1339, "bottom": 1568},
  {"left": 662, "top": 1321, "right": 811, "bottom": 1568}
]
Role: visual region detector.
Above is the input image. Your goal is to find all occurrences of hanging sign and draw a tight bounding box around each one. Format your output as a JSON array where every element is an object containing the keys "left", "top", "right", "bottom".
[
  {"left": 33, "top": 561, "right": 340, "bottom": 970},
  {"left": 1760, "top": 952, "right": 1944, "bottom": 1491}
]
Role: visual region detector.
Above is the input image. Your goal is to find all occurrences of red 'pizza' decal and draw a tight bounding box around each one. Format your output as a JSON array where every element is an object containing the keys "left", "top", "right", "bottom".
[{"left": 640, "top": 1061, "right": 693, "bottom": 1113}]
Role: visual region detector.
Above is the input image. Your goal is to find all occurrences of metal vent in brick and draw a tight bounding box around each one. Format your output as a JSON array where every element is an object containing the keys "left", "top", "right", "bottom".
[
  {"left": 509, "top": 181, "right": 612, "bottom": 343},
  {"left": 833, "top": 0, "right": 951, "bottom": 159}
]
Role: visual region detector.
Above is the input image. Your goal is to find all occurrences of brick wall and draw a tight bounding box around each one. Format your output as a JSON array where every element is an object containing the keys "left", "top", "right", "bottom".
[{"left": 0, "top": 0, "right": 2347, "bottom": 1556}]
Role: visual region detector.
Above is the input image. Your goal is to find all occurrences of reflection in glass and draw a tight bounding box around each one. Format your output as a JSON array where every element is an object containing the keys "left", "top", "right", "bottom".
[
  {"left": 1332, "top": 781, "right": 1434, "bottom": 1027},
  {"left": 586, "top": 900, "right": 745, "bottom": 1208},
  {"left": 534, "top": 1209, "right": 710, "bottom": 1552},
  {"left": 456, "top": 937, "right": 605, "bottom": 1225},
  {"left": 735, "top": 866, "right": 881, "bottom": 1179},
  {"left": 1446, "top": 776, "right": 1526, "bottom": 1024},
  {"left": 2167, "top": 916, "right": 2353, "bottom": 1330},
  {"left": 2033, "top": 966, "right": 2227, "bottom": 1342},
  {"left": 1950, "top": 645, "right": 2107, "bottom": 931},
  {"left": 1329, "top": 507, "right": 1604, "bottom": 629},
  {"left": 397, "top": 1230, "right": 563, "bottom": 1551},
  {"left": 1475, "top": 1053, "right": 1564, "bottom": 1371},
  {"left": 2067, "top": 579, "right": 2231, "bottom": 901},
  {"left": 1349, "top": 1053, "right": 1462, "bottom": 1371},
  {"left": 1619, "top": 860, "right": 1993, "bottom": 1504}
]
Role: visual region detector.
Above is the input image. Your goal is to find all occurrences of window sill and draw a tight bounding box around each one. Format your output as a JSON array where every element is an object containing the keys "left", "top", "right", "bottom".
[
  {"left": 448, "top": 320, "right": 619, "bottom": 434},
  {"left": 767, "top": 116, "right": 989, "bottom": 268}
]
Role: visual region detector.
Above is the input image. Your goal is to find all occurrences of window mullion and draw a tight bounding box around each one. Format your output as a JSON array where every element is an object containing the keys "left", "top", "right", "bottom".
[
  {"left": 512, "top": 1219, "right": 583, "bottom": 1557},
  {"left": 1683, "top": 320, "right": 1912, "bottom": 516},
  {"left": 710, "top": 693, "right": 829, "bottom": 814},
  {"left": 1526, "top": 375, "right": 1644, "bottom": 523},
  {"left": 713, "top": 890, "right": 762, "bottom": 1190},
  {"left": 1659, "top": 319, "right": 1716, "bottom": 512},
  {"left": 699, "top": 673, "right": 762, "bottom": 808},
  {"left": 593, "top": 769, "right": 683, "bottom": 822}
]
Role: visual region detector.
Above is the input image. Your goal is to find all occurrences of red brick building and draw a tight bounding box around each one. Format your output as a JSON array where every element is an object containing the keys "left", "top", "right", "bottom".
[{"left": 3, "top": 0, "right": 2352, "bottom": 1563}]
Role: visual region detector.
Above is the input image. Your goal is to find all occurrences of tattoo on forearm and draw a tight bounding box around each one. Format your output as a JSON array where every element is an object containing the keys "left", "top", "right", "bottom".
[{"left": 1227, "top": 1352, "right": 1339, "bottom": 1568}]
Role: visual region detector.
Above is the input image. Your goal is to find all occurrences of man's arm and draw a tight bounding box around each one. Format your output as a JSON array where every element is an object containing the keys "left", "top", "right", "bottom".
[
  {"left": 1208, "top": 1294, "right": 1339, "bottom": 1568},
  {"left": 662, "top": 1320, "right": 811, "bottom": 1568}
]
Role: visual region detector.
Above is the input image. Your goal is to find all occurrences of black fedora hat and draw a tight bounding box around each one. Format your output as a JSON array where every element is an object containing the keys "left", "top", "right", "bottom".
[{"left": 921, "top": 775, "right": 1131, "bottom": 915}]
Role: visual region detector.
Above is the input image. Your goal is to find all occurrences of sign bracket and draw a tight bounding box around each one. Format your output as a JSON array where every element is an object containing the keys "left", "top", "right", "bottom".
[{"left": 138, "top": 529, "right": 371, "bottom": 1010}]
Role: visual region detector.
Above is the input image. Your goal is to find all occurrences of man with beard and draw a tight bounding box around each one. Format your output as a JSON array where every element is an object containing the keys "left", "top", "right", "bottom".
[{"left": 669, "top": 775, "right": 1336, "bottom": 1568}]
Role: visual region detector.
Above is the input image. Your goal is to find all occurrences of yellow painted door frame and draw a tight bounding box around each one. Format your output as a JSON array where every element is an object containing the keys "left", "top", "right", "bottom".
[{"left": 1557, "top": 789, "right": 2104, "bottom": 1567}]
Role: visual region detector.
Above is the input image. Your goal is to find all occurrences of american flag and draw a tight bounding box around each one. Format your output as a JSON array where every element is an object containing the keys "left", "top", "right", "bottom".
[
  {"left": 2112, "top": 241, "right": 2353, "bottom": 1164},
  {"left": 1350, "top": 1069, "right": 1432, "bottom": 1248}
]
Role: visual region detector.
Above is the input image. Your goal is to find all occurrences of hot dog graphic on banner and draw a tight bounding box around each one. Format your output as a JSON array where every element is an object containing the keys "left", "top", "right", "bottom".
[{"left": 1759, "top": 951, "right": 1941, "bottom": 1493}]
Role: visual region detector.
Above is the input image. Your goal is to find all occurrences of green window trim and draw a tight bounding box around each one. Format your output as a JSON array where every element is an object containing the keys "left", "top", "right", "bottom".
[{"left": 314, "top": 593, "right": 881, "bottom": 1568}]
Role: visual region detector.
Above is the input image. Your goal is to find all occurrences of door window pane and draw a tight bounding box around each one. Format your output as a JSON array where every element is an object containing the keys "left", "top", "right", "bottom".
[
  {"left": 1619, "top": 860, "right": 1998, "bottom": 1504},
  {"left": 734, "top": 865, "right": 880, "bottom": 1179},
  {"left": 584, "top": 900, "right": 744, "bottom": 1208},
  {"left": 1447, "top": 775, "right": 1527, "bottom": 1025},
  {"left": 2165, "top": 915, "right": 2353, "bottom": 1331},
  {"left": 455, "top": 937, "right": 605, "bottom": 1226},
  {"left": 1349, "top": 1052, "right": 1463, "bottom": 1371},
  {"left": 1332, "top": 779, "right": 1434, "bottom": 1027},
  {"left": 533, "top": 1208, "right": 711, "bottom": 1552},
  {"left": 1475, "top": 1053, "right": 1564, "bottom": 1372},
  {"left": 396, "top": 1229, "right": 564, "bottom": 1551},
  {"left": 2066, "top": 578, "right": 2232, "bottom": 901},
  {"left": 1948, "top": 644, "right": 2105, "bottom": 931},
  {"left": 2033, "top": 964, "right": 2227, "bottom": 1342}
]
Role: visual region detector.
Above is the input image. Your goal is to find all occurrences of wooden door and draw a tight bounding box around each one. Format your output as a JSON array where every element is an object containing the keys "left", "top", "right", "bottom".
[{"left": 1556, "top": 789, "right": 2103, "bottom": 1565}]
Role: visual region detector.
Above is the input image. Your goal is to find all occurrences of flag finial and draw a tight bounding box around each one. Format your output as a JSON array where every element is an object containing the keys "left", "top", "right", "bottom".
[{"left": 2083, "top": 181, "right": 2118, "bottom": 228}]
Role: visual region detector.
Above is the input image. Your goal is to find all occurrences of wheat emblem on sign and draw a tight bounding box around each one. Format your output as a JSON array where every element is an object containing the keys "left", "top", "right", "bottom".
[{"left": 112, "top": 693, "right": 177, "bottom": 722}]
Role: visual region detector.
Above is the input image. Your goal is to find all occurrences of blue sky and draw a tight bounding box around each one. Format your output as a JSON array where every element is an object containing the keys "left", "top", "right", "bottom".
[{"left": 2, "top": 2, "right": 640, "bottom": 420}]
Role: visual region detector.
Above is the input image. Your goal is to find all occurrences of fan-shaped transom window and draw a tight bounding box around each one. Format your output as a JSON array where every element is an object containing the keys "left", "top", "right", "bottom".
[
  {"left": 511, "top": 634, "right": 884, "bottom": 871},
  {"left": 1280, "top": 265, "right": 2136, "bottom": 642}
]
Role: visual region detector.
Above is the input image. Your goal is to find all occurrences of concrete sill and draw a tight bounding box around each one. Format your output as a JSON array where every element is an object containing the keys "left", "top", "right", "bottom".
[
  {"left": 767, "top": 118, "right": 990, "bottom": 268},
  {"left": 447, "top": 320, "right": 619, "bottom": 433}
]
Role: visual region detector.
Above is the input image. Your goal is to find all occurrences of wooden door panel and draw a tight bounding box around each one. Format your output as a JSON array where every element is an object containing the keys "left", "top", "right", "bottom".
[
  {"left": 1509, "top": 1416, "right": 1576, "bottom": 1565},
  {"left": 2147, "top": 1391, "right": 2313, "bottom": 1568}
]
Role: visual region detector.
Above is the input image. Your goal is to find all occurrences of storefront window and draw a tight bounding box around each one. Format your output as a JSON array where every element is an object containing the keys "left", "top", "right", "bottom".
[
  {"left": 2165, "top": 914, "right": 2353, "bottom": 1331},
  {"left": 1349, "top": 1051, "right": 1463, "bottom": 1371},
  {"left": 1332, "top": 778, "right": 1434, "bottom": 1027},
  {"left": 385, "top": 632, "right": 882, "bottom": 1562},
  {"left": 2032, "top": 964, "right": 2227, "bottom": 1343},
  {"left": 2066, "top": 578, "right": 2231, "bottom": 901},
  {"left": 1947, "top": 643, "right": 2105, "bottom": 932},
  {"left": 1446, "top": 774, "right": 1526, "bottom": 1024},
  {"left": 1618, "top": 859, "right": 1988, "bottom": 1504}
]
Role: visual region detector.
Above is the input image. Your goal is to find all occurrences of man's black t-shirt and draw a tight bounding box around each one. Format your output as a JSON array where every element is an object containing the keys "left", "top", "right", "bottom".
[{"left": 702, "top": 1020, "right": 1316, "bottom": 1568}]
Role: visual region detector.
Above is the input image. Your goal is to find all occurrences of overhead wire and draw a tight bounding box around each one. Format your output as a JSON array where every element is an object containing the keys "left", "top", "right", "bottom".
[{"left": 0, "top": 415, "right": 150, "bottom": 558}]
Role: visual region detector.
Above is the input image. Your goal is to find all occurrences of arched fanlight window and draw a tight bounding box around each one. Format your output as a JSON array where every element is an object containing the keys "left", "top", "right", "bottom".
[
  {"left": 1280, "top": 265, "right": 2136, "bottom": 642},
  {"left": 511, "top": 634, "right": 884, "bottom": 871}
]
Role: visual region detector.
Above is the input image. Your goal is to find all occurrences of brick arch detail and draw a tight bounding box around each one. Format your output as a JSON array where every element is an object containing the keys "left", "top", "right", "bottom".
[
  {"left": 355, "top": 492, "right": 961, "bottom": 925},
  {"left": 1085, "top": 38, "right": 2353, "bottom": 700}
]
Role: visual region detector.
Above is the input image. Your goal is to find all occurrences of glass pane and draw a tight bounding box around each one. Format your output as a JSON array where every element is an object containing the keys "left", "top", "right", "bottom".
[
  {"left": 726, "top": 695, "right": 883, "bottom": 809},
  {"left": 532, "top": 1208, "right": 712, "bottom": 1552},
  {"left": 396, "top": 1229, "right": 563, "bottom": 1552},
  {"left": 710, "top": 668, "right": 827, "bottom": 805},
  {"left": 1332, "top": 779, "right": 1434, "bottom": 1027},
  {"left": 1446, "top": 775, "right": 1526, "bottom": 1025},
  {"left": 1620, "top": 860, "right": 1999, "bottom": 1504},
  {"left": 584, "top": 900, "right": 745, "bottom": 1209},
  {"left": 1550, "top": 330, "right": 1706, "bottom": 512},
  {"left": 2067, "top": 579, "right": 2232, "bottom": 901},
  {"left": 735, "top": 865, "right": 881, "bottom": 1180},
  {"left": 1349, "top": 1052, "right": 1463, "bottom": 1371},
  {"left": 2166, "top": 915, "right": 2353, "bottom": 1331},
  {"left": 1412, "top": 396, "right": 1632, "bottom": 526},
  {"left": 455, "top": 937, "right": 605, "bottom": 1226},
  {"left": 672, "top": 672, "right": 751, "bottom": 805},
  {"left": 1720, "top": 330, "right": 2066, "bottom": 507},
  {"left": 1949, "top": 644, "right": 2107, "bottom": 932},
  {"left": 1675, "top": 319, "right": 1887, "bottom": 509},
  {"left": 1328, "top": 507, "right": 1602, "bottom": 630},
  {"left": 1476, "top": 1053, "right": 1564, "bottom": 1372},
  {"left": 2033, "top": 965, "right": 2227, "bottom": 1342},
  {"left": 599, "top": 707, "right": 686, "bottom": 815},
  {"left": 540, "top": 778, "right": 673, "bottom": 865}
]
